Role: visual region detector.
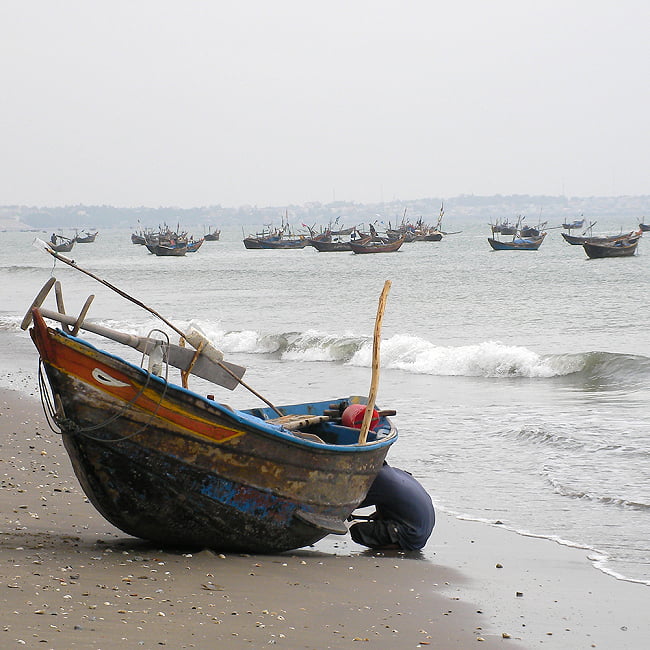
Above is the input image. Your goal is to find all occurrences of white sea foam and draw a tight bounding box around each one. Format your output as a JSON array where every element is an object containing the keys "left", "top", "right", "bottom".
[
  {"left": 96, "top": 320, "right": 590, "bottom": 380},
  {"left": 350, "top": 335, "right": 564, "bottom": 378},
  {"left": 0, "top": 316, "right": 22, "bottom": 332},
  {"left": 9, "top": 311, "right": 609, "bottom": 382}
]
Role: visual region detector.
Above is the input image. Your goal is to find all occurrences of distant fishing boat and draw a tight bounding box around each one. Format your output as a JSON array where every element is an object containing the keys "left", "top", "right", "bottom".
[
  {"left": 489, "top": 219, "right": 517, "bottom": 236},
  {"left": 48, "top": 234, "right": 75, "bottom": 253},
  {"left": 204, "top": 227, "right": 221, "bottom": 241},
  {"left": 583, "top": 237, "right": 640, "bottom": 258},
  {"left": 243, "top": 211, "right": 310, "bottom": 250},
  {"left": 256, "top": 236, "right": 309, "bottom": 249},
  {"left": 74, "top": 230, "right": 98, "bottom": 243},
  {"left": 562, "top": 230, "right": 639, "bottom": 245},
  {"left": 186, "top": 238, "right": 204, "bottom": 253},
  {"left": 563, "top": 218, "right": 586, "bottom": 230},
  {"left": 350, "top": 236, "right": 406, "bottom": 254},
  {"left": 520, "top": 221, "right": 547, "bottom": 238},
  {"left": 311, "top": 235, "right": 371, "bottom": 252},
  {"left": 243, "top": 235, "right": 265, "bottom": 249},
  {"left": 145, "top": 242, "right": 188, "bottom": 256},
  {"left": 488, "top": 232, "right": 547, "bottom": 251}
]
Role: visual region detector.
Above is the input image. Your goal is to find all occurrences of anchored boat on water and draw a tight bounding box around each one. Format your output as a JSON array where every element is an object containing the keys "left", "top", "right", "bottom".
[
  {"left": 48, "top": 234, "right": 75, "bottom": 253},
  {"left": 487, "top": 231, "right": 547, "bottom": 251},
  {"left": 23, "top": 247, "right": 397, "bottom": 553},
  {"left": 350, "top": 235, "right": 406, "bottom": 254},
  {"left": 583, "top": 236, "right": 640, "bottom": 259}
]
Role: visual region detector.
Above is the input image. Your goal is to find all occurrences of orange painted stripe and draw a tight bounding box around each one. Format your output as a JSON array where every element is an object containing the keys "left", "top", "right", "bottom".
[{"left": 48, "top": 335, "right": 245, "bottom": 444}]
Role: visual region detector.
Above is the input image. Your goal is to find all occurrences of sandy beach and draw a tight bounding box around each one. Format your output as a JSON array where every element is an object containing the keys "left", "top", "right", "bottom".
[{"left": 1, "top": 387, "right": 648, "bottom": 649}]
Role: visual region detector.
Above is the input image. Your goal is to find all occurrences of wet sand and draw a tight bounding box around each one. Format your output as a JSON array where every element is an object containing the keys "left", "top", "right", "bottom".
[{"left": 1, "top": 388, "right": 648, "bottom": 649}]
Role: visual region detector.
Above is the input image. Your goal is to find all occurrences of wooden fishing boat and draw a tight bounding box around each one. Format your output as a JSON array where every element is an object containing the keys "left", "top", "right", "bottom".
[
  {"left": 310, "top": 239, "right": 353, "bottom": 252},
  {"left": 489, "top": 220, "right": 517, "bottom": 235},
  {"left": 562, "top": 230, "right": 638, "bottom": 245},
  {"left": 145, "top": 242, "right": 188, "bottom": 256},
  {"left": 243, "top": 236, "right": 264, "bottom": 249},
  {"left": 204, "top": 228, "right": 221, "bottom": 241},
  {"left": 256, "top": 236, "right": 309, "bottom": 249},
  {"left": 350, "top": 236, "right": 405, "bottom": 254},
  {"left": 245, "top": 213, "right": 310, "bottom": 250},
  {"left": 520, "top": 221, "right": 547, "bottom": 238},
  {"left": 563, "top": 218, "right": 586, "bottom": 230},
  {"left": 243, "top": 228, "right": 281, "bottom": 249},
  {"left": 583, "top": 238, "right": 639, "bottom": 258},
  {"left": 186, "top": 238, "right": 204, "bottom": 253},
  {"left": 23, "top": 274, "right": 397, "bottom": 553},
  {"left": 331, "top": 226, "right": 356, "bottom": 236},
  {"left": 75, "top": 231, "right": 98, "bottom": 243},
  {"left": 418, "top": 230, "right": 443, "bottom": 242},
  {"left": 639, "top": 221, "right": 650, "bottom": 232},
  {"left": 310, "top": 234, "right": 371, "bottom": 252},
  {"left": 488, "top": 232, "right": 547, "bottom": 251},
  {"left": 131, "top": 232, "right": 146, "bottom": 245},
  {"left": 48, "top": 236, "right": 75, "bottom": 253}
]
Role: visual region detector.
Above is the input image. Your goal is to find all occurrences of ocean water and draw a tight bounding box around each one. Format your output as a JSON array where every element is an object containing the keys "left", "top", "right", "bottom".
[{"left": 1, "top": 222, "right": 649, "bottom": 586}]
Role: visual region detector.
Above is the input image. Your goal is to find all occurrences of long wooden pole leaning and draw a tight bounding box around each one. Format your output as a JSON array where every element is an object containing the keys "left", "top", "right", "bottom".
[
  {"left": 34, "top": 240, "right": 282, "bottom": 415},
  {"left": 358, "top": 280, "right": 391, "bottom": 444}
]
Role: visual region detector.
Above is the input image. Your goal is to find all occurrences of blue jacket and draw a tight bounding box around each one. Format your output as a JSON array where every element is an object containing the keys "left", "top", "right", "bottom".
[{"left": 358, "top": 464, "right": 435, "bottom": 550}]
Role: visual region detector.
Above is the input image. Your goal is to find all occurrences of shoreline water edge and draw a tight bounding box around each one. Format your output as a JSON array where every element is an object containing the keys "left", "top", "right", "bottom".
[{"left": 2, "top": 386, "right": 648, "bottom": 649}]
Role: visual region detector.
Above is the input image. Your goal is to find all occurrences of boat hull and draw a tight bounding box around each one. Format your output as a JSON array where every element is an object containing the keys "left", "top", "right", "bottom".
[
  {"left": 145, "top": 244, "right": 188, "bottom": 256},
  {"left": 30, "top": 312, "right": 395, "bottom": 552},
  {"left": 487, "top": 233, "right": 546, "bottom": 250},
  {"left": 562, "top": 231, "right": 637, "bottom": 245},
  {"left": 310, "top": 239, "right": 352, "bottom": 251},
  {"left": 49, "top": 240, "right": 75, "bottom": 253},
  {"left": 243, "top": 237, "right": 263, "bottom": 249},
  {"left": 419, "top": 232, "right": 443, "bottom": 241},
  {"left": 75, "top": 232, "right": 98, "bottom": 243},
  {"left": 563, "top": 220, "right": 586, "bottom": 230},
  {"left": 186, "top": 239, "right": 204, "bottom": 253},
  {"left": 350, "top": 236, "right": 405, "bottom": 254},
  {"left": 311, "top": 235, "right": 372, "bottom": 252},
  {"left": 256, "top": 239, "right": 309, "bottom": 249},
  {"left": 583, "top": 240, "right": 638, "bottom": 258}
]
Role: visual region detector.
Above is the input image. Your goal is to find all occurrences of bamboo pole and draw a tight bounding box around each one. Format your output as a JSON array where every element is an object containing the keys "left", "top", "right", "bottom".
[{"left": 358, "top": 280, "right": 391, "bottom": 444}]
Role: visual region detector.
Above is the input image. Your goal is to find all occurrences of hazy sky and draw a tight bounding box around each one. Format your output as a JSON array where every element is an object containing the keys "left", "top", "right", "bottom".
[{"left": 2, "top": 1, "right": 649, "bottom": 208}]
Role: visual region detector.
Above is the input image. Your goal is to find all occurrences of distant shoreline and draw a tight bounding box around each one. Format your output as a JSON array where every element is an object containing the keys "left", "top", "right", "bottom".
[{"left": 2, "top": 193, "right": 649, "bottom": 230}]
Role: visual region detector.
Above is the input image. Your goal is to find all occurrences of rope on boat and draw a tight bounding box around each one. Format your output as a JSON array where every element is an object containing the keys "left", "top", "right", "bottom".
[{"left": 38, "top": 361, "right": 65, "bottom": 435}]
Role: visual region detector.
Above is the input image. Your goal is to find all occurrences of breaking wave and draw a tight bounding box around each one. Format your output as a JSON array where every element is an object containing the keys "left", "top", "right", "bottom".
[
  {"left": 6, "top": 314, "right": 650, "bottom": 384},
  {"left": 0, "top": 317, "right": 23, "bottom": 333},
  {"left": 184, "top": 325, "right": 650, "bottom": 384}
]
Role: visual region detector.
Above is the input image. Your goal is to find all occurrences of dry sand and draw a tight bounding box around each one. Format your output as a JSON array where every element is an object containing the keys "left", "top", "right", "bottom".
[{"left": 1, "top": 388, "right": 648, "bottom": 649}]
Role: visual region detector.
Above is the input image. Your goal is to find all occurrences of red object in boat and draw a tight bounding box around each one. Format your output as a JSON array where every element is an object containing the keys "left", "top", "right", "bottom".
[{"left": 342, "top": 404, "right": 379, "bottom": 430}]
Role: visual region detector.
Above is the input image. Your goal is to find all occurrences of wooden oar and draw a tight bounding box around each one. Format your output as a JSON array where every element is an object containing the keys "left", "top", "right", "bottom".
[{"left": 358, "top": 280, "right": 391, "bottom": 444}]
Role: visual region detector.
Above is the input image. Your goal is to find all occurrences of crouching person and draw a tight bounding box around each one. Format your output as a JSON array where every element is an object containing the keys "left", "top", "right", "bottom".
[{"left": 349, "top": 462, "right": 435, "bottom": 551}]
